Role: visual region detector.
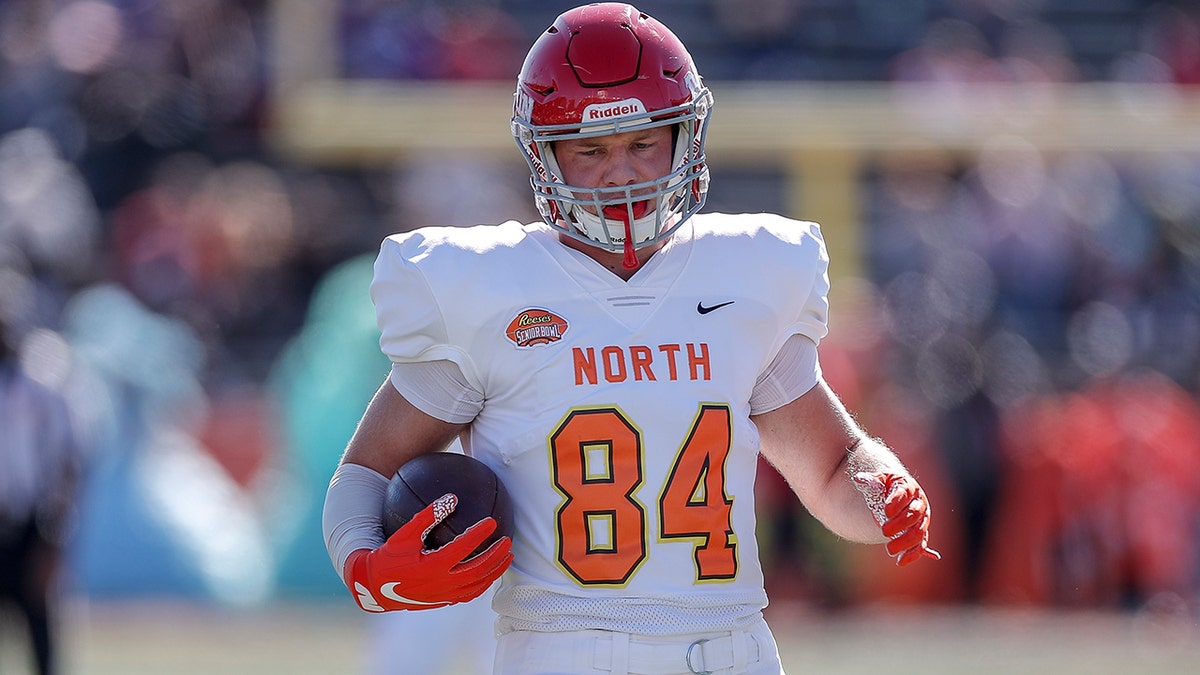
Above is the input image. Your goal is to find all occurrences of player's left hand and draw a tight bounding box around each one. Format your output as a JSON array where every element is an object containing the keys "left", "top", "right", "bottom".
[{"left": 852, "top": 471, "right": 941, "bottom": 566}]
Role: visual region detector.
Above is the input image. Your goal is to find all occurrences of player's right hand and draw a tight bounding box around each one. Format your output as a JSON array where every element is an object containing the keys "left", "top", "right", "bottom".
[{"left": 343, "top": 493, "right": 513, "bottom": 612}]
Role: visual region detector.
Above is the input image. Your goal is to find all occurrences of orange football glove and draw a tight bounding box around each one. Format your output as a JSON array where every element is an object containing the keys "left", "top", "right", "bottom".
[
  {"left": 344, "top": 493, "right": 513, "bottom": 612},
  {"left": 852, "top": 472, "right": 941, "bottom": 566}
]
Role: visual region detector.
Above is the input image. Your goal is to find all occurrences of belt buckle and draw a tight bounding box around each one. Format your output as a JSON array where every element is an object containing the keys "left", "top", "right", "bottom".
[{"left": 686, "top": 638, "right": 712, "bottom": 675}]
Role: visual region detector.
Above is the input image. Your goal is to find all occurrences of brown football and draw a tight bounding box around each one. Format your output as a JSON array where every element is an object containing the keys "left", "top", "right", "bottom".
[{"left": 382, "top": 452, "right": 514, "bottom": 556}]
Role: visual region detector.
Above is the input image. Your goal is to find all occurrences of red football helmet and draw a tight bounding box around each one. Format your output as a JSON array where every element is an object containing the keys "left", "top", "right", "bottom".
[{"left": 511, "top": 3, "right": 713, "bottom": 267}]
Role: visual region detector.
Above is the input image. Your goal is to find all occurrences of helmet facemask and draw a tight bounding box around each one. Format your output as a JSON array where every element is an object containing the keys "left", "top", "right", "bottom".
[{"left": 513, "top": 91, "right": 712, "bottom": 266}]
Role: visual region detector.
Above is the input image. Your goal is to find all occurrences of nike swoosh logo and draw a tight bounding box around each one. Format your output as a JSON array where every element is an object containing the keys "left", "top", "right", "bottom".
[
  {"left": 353, "top": 581, "right": 385, "bottom": 613},
  {"left": 380, "top": 582, "right": 450, "bottom": 607},
  {"left": 697, "top": 301, "right": 735, "bottom": 315}
]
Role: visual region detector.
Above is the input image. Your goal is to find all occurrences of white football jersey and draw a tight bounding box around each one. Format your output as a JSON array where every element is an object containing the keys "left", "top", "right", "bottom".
[{"left": 371, "top": 213, "right": 830, "bottom": 636}]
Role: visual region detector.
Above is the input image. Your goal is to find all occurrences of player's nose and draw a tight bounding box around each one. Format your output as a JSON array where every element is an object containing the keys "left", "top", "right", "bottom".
[{"left": 601, "top": 147, "right": 639, "bottom": 187}]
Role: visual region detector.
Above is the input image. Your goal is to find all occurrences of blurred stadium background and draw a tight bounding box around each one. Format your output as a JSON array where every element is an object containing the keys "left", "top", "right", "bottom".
[{"left": 1, "top": 0, "right": 1199, "bottom": 672}]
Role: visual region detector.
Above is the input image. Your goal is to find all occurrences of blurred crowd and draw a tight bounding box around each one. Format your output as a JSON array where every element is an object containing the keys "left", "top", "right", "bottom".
[{"left": 0, "top": 2, "right": 1197, "bottom": 655}]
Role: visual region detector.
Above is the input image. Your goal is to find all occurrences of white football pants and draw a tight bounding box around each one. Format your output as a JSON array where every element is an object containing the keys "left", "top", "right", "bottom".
[{"left": 493, "top": 617, "right": 784, "bottom": 675}]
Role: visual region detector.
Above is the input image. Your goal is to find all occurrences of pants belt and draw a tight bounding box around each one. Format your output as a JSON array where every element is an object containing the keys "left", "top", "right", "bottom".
[{"left": 591, "top": 630, "right": 761, "bottom": 674}]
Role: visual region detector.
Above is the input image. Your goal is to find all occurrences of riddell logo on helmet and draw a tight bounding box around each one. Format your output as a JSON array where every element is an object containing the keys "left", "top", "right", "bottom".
[{"left": 583, "top": 99, "right": 646, "bottom": 121}]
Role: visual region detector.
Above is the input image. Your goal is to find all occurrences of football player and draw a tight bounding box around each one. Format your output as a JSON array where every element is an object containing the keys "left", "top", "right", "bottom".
[{"left": 323, "top": 4, "right": 939, "bottom": 673}]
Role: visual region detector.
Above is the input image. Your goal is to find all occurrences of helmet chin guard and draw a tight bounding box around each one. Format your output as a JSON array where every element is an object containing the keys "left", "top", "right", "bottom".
[{"left": 511, "top": 3, "right": 713, "bottom": 262}]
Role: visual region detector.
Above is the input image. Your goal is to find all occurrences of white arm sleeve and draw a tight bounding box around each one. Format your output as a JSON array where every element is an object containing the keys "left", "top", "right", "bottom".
[
  {"left": 322, "top": 463, "right": 390, "bottom": 583},
  {"left": 749, "top": 333, "right": 821, "bottom": 415},
  {"left": 388, "top": 360, "right": 483, "bottom": 425}
]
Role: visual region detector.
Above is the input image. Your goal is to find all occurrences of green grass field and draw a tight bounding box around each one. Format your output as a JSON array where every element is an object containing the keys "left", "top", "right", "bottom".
[{"left": 3, "top": 599, "right": 1198, "bottom": 674}]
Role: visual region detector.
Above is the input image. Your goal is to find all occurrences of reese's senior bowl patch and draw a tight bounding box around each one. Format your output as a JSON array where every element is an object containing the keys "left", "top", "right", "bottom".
[{"left": 505, "top": 308, "right": 568, "bottom": 348}]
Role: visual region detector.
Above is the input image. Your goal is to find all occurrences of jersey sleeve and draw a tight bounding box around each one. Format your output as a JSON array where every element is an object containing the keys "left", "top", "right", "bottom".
[
  {"left": 787, "top": 221, "right": 831, "bottom": 347},
  {"left": 749, "top": 217, "right": 831, "bottom": 412},
  {"left": 370, "top": 233, "right": 483, "bottom": 391}
]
